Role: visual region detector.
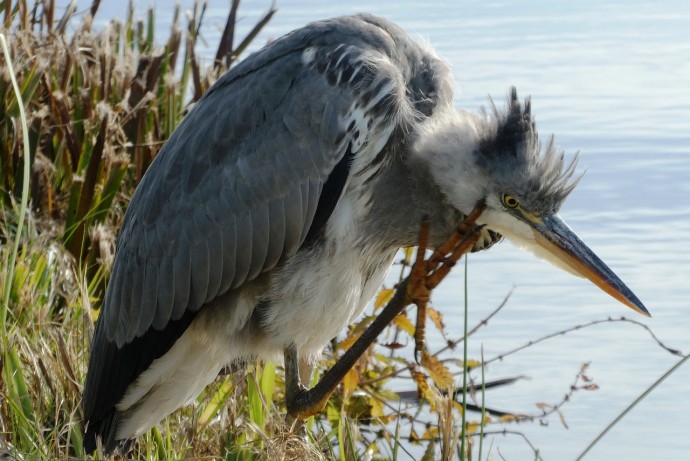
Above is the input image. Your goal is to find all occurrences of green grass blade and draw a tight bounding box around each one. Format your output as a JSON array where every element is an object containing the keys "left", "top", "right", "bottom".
[
  {"left": 459, "top": 255, "right": 469, "bottom": 460},
  {"left": 7, "top": 347, "right": 35, "bottom": 424},
  {"left": 0, "top": 31, "right": 31, "bottom": 356},
  {"left": 260, "top": 361, "right": 276, "bottom": 404},
  {"left": 198, "top": 374, "right": 234, "bottom": 427},
  {"left": 6, "top": 62, "right": 40, "bottom": 118},
  {"left": 92, "top": 160, "right": 128, "bottom": 223},
  {"left": 247, "top": 366, "right": 265, "bottom": 430}
]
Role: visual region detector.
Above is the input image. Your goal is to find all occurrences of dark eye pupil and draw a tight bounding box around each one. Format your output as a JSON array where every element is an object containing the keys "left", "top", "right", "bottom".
[{"left": 504, "top": 195, "right": 518, "bottom": 208}]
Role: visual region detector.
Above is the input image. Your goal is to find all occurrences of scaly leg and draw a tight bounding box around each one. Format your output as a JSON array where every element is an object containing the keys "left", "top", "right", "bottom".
[{"left": 413, "top": 201, "right": 487, "bottom": 360}]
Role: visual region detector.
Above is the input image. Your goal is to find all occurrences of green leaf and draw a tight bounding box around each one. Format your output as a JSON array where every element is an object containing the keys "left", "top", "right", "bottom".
[
  {"left": 198, "top": 375, "right": 234, "bottom": 427},
  {"left": 260, "top": 361, "right": 276, "bottom": 405}
]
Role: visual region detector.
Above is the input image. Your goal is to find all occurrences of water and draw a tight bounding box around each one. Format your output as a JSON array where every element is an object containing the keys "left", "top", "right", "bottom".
[{"left": 73, "top": 1, "right": 690, "bottom": 458}]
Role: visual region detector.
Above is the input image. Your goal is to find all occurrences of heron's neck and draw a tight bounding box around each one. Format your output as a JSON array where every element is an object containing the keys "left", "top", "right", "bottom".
[{"left": 409, "top": 109, "right": 488, "bottom": 214}]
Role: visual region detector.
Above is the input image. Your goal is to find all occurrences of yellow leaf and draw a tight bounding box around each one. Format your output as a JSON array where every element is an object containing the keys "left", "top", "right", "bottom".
[
  {"left": 422, "top": 426, "right": 439, "bottom": 440},
  {"left": 350, "top": 314, "right": 377, "bottom": 334},
  {"left": 498, "top": 413, "right": 521, "bottom": 423},
  {"left": 466, "top": 420, "right": 481, "bottom": 434},
  {"left": 393, "top": 313, "right": 415, "bottom": 336},
  {"left": 413, "top": 371, "right": 436, "bottom": 411},
  {"left": 374, "top": 288, "right": 395, "bottom": 310},
  {"left": 370, "top": 397, "right": 385, "bottom": 418},
  {"left": 377, "top": 389, "right": 401, "bottom": 402},
  {"left": 412, "top": 371, "right": 428, "bottom": 393},
  {"left": 342, "top": 367, "right": 359, "bottom": 399},
  {"left": 463, "top": 359, "right": 482, "bottom": 370},
  {"left": 428, "top": 306, "right": 445, "bottom": 332},
  {"left": 453, "top": 401, "right": 465, "bottom": 415},
  {"left": 365, "top": 440, "right": 380, "bottom": 455},
  {"left": 420, "top": 351, "right": 454, "bottom": 390},
  {"left": 403, "top": 246, "right": 415, "bottom": 264},
  {"left": 337, "top": 334, "right": 360, "bottom": 352},
  {"left": 409, "top": 428, "right": 420, "bottom": 443},
  {"left": 421, "top": 440, "right": 435, "bottom": 461},
  {"left": 465, "top": 417, "right": 491, "bottom": 434}
]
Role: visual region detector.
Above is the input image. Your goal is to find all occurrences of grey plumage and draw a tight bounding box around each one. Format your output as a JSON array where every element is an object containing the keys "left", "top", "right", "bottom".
[{"left": 83, "top": 13, "right": 647, "bottom": 455}]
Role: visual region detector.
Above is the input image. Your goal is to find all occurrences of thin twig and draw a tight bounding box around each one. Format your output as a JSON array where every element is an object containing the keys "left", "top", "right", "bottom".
[
  {"left": 576, "top": 353, "right": 690, "bottom": 460},
  {"left": 433, "top": 288, "right": 514, "bottom": 357},
  {"left": 485, "top": 316, "right": 684, "bottom": 366}
]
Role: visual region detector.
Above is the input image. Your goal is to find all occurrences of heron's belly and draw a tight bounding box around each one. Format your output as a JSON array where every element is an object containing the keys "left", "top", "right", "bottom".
[{"left": 260, "top": 245, "right": 397, "bottom": 360}]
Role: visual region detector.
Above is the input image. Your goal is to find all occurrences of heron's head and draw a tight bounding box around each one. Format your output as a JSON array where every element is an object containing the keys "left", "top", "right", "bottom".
[{"left": 413, "top": 87, "right": 649, "bottom": 316}]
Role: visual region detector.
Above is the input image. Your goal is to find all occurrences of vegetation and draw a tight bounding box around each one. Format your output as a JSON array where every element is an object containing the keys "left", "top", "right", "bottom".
[{"left": 0, "top": 1, "right": 685, "bottom": 460}]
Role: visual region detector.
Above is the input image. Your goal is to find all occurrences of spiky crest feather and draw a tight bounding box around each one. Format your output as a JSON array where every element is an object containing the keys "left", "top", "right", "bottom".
[{"left": 476, "top": 87, "right": 581, "bottom": 214}]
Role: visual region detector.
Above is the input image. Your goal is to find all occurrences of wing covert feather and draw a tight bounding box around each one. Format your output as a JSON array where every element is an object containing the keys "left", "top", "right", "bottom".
[
  {"left": 218, "top": 215, "right": 237, "bottom": 295},
  {"left": 126, "top": 256, "right": 144, "bottom": 340},
  {"left": 248, "top": 204, "right": 270, "bottom": 281},
  {"left": 204, "top": 223, "right": 224, "bottom": 303},
  {"left": 230, "top": 212, "right": 253, "bottom": 291},
  {"left": 137, "top": 260, "right": 157, "bottom": 337},
  {"left": 266, "top": 200, "right": 287, "bottom": 270},
  {"left": 190, "top": 239, "right": 211, "bottom": 312},
  {"left": 171, "top": 243, "right": 191, "bottom": 321},
  {"left": 152, "top": 255, "right": 173, "bottom": 330}
]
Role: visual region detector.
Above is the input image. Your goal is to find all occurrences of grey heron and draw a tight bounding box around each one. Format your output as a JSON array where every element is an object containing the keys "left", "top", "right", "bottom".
[{"left": 82, "top": 14, "right": 649, "bottom": 454}]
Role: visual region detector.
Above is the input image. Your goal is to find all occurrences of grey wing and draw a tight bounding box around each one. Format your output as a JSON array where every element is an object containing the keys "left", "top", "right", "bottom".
[
  {"left": 100, "top": 15, "right": 425, "bottom": 346},
  {"left": 104, "top": 65, "right": 339, "bottom": 345}
]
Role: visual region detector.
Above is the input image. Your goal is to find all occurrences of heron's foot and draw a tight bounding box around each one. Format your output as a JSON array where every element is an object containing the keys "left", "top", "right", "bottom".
[
  {"left": 285, "top": 385, "right": 333, "bottom": 420},
  {"left": 285, "top": 391, "right": 308, "bottom": 439},
  {"left": 407, "top": 201, "right": 488, "bottom": 362}
]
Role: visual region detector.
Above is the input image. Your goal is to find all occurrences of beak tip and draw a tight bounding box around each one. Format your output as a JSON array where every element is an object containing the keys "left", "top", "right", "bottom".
[
  {"left": 628, "top": 300, "right": 651, "bottom": 318},
  {"left": 534, "top": 215, "right": 652, "bottom": 320},
  {"left": 638, "top": 306, "right": 652, "bottom": 318}
]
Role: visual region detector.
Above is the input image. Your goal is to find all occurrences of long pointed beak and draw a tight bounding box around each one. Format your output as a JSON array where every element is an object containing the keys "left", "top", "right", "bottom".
[{"left": 529, "top": 214, "right": 650, "bottom": 317}]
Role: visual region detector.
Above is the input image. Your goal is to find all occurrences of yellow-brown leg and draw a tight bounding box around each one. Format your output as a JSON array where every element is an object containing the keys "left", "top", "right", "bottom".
[{"left": 412, "top": 201, "right": 486, "bottom": 361}]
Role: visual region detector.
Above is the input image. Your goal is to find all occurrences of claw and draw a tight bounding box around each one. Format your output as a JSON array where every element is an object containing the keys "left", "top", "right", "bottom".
[{"left": 414, "top": 302, "right": 427, "bottom": 363}]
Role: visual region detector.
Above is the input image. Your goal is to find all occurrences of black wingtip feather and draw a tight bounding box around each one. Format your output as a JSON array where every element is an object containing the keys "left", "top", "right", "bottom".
[
  {"left": 82, "top": 308, "right": 199, "bottom": 455},
  {"left": 302, "top": 144, "right": 356, "bottom": 248}
]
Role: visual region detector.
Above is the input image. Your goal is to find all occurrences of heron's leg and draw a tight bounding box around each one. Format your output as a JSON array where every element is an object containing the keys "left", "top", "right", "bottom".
[
  {"left": 414, "top": 303, "right": 428, "bottom": 362},
  {"left": 412, "top": 221, "right": 432, "bottom": 362},
  {"left": 284, "top": 344, "right": 305, "bottom": 421},
  {"left": 285, "top": 200, "right": 486, "bottom": 420},
  {"left": 412, "top": 201, "right": 487, "bottom": 361}
]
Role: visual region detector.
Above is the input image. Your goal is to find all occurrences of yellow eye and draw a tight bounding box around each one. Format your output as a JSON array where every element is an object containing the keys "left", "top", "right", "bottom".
[{"left": 502, "top": 194, "right": 519, "bottom": 209}]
